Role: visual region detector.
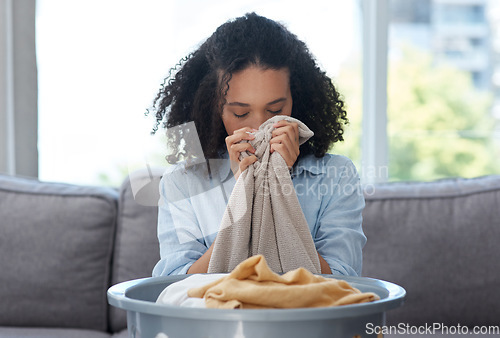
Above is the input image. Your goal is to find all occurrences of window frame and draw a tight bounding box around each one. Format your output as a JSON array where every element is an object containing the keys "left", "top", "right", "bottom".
[{"left": 4, "top": 0, "right": 390, "bottom": 183}]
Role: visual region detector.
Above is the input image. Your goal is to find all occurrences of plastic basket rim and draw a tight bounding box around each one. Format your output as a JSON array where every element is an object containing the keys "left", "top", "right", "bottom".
[{"left": 108, "top": 274, "right": 406, "bottom": 321}]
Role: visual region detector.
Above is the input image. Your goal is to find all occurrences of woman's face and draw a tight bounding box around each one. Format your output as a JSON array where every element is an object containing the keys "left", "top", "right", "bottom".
[{"left": 221, "top": 66, "right": 292, "bottom": 135}]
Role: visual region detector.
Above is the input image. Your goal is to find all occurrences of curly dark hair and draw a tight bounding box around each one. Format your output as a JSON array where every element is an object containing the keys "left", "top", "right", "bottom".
[{"left": 148, "top": 12, "right": 348, "bottom": 165}]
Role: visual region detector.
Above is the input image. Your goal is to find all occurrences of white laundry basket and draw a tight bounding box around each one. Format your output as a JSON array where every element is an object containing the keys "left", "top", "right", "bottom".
[{"left": 108, "top": 274, "right": 405, "bottom": 338}]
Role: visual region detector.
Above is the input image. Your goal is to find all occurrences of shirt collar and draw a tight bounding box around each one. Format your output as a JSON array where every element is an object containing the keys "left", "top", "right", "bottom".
[
  {"left": 207, "top": 152, "right": 233, "bottom": 183},
  {"left": 291, "top": 154, "right": 327, "bottom": 177}
]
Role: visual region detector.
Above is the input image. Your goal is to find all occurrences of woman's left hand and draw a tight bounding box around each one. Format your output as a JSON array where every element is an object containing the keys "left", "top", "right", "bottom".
[{"left": 270, "top": 120, "right": 300, "bottom": 169}]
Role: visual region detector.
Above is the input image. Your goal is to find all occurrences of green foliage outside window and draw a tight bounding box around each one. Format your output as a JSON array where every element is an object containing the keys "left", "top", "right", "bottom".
[{"left": 333, "top": 47, "right": 500, "bottom": 182}]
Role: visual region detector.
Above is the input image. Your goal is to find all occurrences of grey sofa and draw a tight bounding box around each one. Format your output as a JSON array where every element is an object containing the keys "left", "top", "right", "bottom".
[{"left": 0, "top": 172, "right": 499, "bottom": 337}]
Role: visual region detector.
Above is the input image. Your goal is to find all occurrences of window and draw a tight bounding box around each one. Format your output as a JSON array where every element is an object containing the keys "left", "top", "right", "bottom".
[
  {"left": 34, "top": 0, "right": 498, "bottom": 186},
  {"left": 436, "top": 3, "right": 485, "bottom": 24},
  {"left": 36, "top": 0, "right": 361, "bottom": 186},
  {"left": 388, "top": 0, "right": 500, "bottom": 181}
]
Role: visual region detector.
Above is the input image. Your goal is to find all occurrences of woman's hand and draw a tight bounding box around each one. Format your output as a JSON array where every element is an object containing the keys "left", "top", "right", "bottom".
[
  {"left": 270, "top": 120, "right": 300, "bottom": 169},
  {"left": 225, "top": 127, "right": 258, "bottom": 180}
]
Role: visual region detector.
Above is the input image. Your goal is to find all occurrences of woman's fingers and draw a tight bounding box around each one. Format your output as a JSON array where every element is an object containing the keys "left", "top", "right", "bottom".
[
  {"left": 234, "top": 155, "right": 258, "bottom": 181},
  {"left": 225, "top": 127, "right": 257, "bottom": 178},
  {"left": 225, "top": 127, "right": 257, "bottom": 163},
  {"left": 270, "top": 142, "right": 295, "bottom": 168},
  {"left": 270, "top": 133, "right": 299, "bottom": 156},
  {"left": 270, "top": 121, "right": 300, "bottom": 168},
  {"left": 225, "top": 120, "right": 302, "bottom": 174},
  {"left": 272, "top": 120, "right": 299, "bottom": 145},
  {"left": 239, "top": 155, "right": 258, "bottom": 172},
  {"left": 230, "top": 142, "right": 256, "bottom": 155},
  {"left": 225, "top": 127, "right": 257, "bottom": 146}
]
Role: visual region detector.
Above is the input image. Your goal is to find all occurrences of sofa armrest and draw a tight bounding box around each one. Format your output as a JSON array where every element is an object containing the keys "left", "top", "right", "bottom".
[{"left": 0, "top": 174, "right": 118, "bottom": 331}]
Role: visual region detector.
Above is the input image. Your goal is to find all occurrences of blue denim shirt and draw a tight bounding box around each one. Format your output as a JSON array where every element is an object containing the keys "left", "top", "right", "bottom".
[{"left": 152, "top": 153, "right": 366, "bottom": 276}]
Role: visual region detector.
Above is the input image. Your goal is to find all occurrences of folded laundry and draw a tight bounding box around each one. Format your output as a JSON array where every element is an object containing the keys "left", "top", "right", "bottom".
[
  {"left": 208, "top": 115, "right": 321, "bottom": 274},
  {"left": 156, "top": 274, "right": 226, "bottom": 308},
  {"left": 190, "top": 255, "right": 380, "bottom": 309}
]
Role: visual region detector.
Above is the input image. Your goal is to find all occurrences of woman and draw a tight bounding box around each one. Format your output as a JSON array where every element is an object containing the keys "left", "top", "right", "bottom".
[{"left": 150, "top": 12, "right": 366, "bottom": 276}]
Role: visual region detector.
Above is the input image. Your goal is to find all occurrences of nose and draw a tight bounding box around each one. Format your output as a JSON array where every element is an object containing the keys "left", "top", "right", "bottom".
[{"left": 250, "top": 111, "right": 270, "bottom": 130}]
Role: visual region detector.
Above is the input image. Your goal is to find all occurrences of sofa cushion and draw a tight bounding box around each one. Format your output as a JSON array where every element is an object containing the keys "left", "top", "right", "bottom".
[
  {"left": 362, "top": 175, "right": 500, "bottom": 328},
  {"left": 0, "top": 175, "right": 118, "bottom": 331},
  {"left": 0, "top": 327, "right": 111, "bottom": 338},
  {"left": 109, "top": 169, "right": 160, "bottom": 332}
]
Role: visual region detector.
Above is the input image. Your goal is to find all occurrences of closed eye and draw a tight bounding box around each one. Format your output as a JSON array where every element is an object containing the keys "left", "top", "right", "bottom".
[
  {"left": 268, "top": 109, "right": 282, "bottom": 114},
  {"left": 233, "top": 112, "right": 249, "bottom": 118}
]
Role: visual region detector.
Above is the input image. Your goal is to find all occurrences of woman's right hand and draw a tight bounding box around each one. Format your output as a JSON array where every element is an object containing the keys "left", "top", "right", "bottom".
[{"left": 225, "top": 127, "right": 258, "bottom": 180}]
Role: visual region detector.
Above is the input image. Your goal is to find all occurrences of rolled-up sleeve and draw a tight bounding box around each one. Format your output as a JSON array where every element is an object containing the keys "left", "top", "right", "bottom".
[
  {"left": 152, "top": 169, "right": 208, "bottom": 276},
  {"left": 314, "top": 158, "right": 366, "bottom": 276}
]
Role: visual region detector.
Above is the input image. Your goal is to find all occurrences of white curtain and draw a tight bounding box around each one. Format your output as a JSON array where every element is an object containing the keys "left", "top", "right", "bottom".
[{"left": 0, "top": 0, "right": 37, "bottom": 177}]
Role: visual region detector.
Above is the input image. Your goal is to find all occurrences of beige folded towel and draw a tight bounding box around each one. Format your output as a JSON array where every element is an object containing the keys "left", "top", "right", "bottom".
[
  {"left": 208, "top": 116, "right": 321, "bottom": 274},
  {"left": 190, "top": 255, "right": 380, "bottom": 309}
]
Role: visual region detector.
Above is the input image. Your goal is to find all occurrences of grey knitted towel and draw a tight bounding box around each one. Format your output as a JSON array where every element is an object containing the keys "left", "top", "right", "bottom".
[{"left": 208, "top": 116, "right": 321, "bottom": 274}]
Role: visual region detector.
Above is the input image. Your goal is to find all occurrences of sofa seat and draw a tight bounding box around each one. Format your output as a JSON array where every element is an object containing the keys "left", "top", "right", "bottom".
[
  {"left": 1, "top": 172, "right": 499, "bottom": 337},
  {"left": 0, "top": 327, "right": 128, "bottom": 338}
]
